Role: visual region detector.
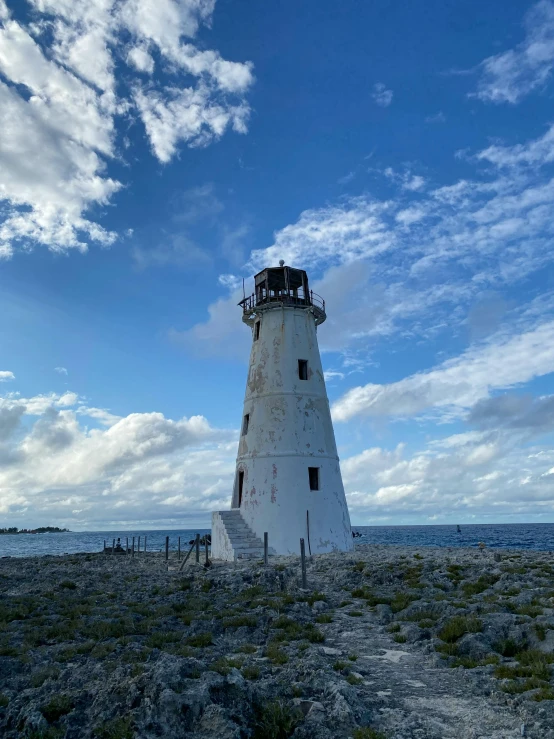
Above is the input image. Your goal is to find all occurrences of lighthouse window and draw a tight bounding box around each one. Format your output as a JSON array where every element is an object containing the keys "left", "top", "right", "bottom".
[
  {"left": 298, "top": 359, "right": 308, "bottom": 380},
  {"left": 254, "top": 321, "right": 260, "bottom": 340},
  {"left": 308, "top": 467, "right": 320, "bottom": 491},
  {"left": 242, "top": 414, "right": 250, "bottom": 435}
]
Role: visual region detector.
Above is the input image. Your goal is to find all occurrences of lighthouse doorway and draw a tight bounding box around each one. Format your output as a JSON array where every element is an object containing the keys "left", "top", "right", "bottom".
[{"left": 238, "top": 470, "right": 244, "bottom": 507}]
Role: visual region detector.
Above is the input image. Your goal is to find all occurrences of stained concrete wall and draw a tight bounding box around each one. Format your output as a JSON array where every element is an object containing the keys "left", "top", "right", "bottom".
[{"left": 232, "top": 304, "right": 353, "bottom": 555}]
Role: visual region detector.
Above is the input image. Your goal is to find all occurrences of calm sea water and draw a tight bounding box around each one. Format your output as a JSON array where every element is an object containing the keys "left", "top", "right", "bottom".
[
  {"left": 352, "top": 523, "right": 554, "bottom": 551},
  {"left": 1, "top": 523, "right": 553, "bottom": 558},
  {"left": 0, "top": 529, "right": 211, "bottom": 558}
]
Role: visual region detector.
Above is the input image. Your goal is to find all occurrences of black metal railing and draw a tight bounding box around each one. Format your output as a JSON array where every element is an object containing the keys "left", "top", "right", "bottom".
[{"left": 239, "top": 290, "right": 325, "bottom": 315}]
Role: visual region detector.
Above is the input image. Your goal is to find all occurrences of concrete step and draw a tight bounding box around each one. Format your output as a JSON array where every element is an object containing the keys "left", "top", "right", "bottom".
[{"left": 212, "top": 508, "right": 272, "bottom": 561}]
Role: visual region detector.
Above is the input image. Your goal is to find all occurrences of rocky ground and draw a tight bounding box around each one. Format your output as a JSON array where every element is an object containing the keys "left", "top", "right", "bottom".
[{"left": 0, "top": 544, "right": 553, "bottom": 739}]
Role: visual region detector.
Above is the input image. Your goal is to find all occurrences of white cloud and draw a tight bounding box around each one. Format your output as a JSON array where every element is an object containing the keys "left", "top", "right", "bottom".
[
  {"left": 476, "top": 123, "right": 554, "bottom": 168},
  {"left": 342, "top": 434, "right": 554, "bottom": 523},
  {"left": 127, "top": 45, "right": 155, "bottom": 73},
  {"left": 425, "top": 111, "right": 445, "bottom": 123},
  {"left": 0, "top": 0, "right": 253, "bottom": 256},
  {"left": 247, "top": 197, "right": 395, "bottom": 272},
  {"left": 0, "top": 371, "right": 14, "bottom": 382},
  {"left": 54, "top": 366, "right": 68, "bottom": 375},
  {"left": 0, "top": 385, "right": 236, "bottom": 528},
  {"left": 332, "top": 320, "right": 554, "bottom": 422},
  {"left": 473, "top": 0, "right": 554, "bottom": 104},
  {"left": 133, "top": 85, "right": 249, "bottom": 163},
  {"left": 371, "top": 82, "right": 393, "bottom": 107}
]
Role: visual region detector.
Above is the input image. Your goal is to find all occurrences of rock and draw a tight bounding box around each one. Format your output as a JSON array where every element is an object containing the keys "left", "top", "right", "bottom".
[
  {"left": 402, "top": 624, "right": 423, "bottom": 643},
  {"left": 457, "top": 633, "right": 493, "bottom": 660},
  {"left": 374, "top": 604, "right": 393, "bottom": 624}
]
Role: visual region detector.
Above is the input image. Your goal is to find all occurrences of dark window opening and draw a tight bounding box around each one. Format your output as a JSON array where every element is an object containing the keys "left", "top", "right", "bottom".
[
  {"left": 242, "top": 414, "right": 250, "bottom": 435},
  {"left": 238, "top": 470, "right": 244, "bottom": 506},
  {"left": 308, "top": 467, "right": 320, "bottom": 491},
  {"left": 298, "top": 359, "right": 308, "bottom": 380},
  {"left": 254, "top": 321, "right": 260, "bottom": 340}
]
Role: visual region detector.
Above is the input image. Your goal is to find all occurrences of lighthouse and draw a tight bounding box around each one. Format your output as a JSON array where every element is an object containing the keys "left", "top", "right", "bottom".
[{"left": 212, "top": 262, "right": 353, "bottom": 559}]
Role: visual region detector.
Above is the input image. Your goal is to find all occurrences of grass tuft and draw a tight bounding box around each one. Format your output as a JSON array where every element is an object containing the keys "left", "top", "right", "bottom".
[{"left": 437, "top": 615, "right": 482, "bottom": 643}]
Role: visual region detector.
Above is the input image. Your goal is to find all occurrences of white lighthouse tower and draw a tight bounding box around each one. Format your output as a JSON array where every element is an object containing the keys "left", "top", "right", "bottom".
[{"left": 212, "top": 262, "right": 353, "bottom": 559}]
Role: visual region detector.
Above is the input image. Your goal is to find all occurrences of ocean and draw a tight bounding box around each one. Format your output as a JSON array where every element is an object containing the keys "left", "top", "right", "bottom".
[{"left": 0, "top": 522, "right": 553, "bottom": 558}]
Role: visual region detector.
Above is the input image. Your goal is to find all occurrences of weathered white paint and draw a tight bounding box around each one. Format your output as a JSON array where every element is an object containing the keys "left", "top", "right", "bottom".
[{"left": 213, "top": 284, "right": 353, "bottom": 557}]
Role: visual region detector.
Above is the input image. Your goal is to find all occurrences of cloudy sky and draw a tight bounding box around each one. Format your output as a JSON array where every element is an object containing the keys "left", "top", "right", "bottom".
[{"left": 1, "top": 0, "right": 554, "bottom": 531}]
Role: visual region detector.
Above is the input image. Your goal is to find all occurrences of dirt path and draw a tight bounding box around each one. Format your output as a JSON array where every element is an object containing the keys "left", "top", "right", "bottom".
[{"left": 320, "top": 608, "right": 523, "bottom": 738}]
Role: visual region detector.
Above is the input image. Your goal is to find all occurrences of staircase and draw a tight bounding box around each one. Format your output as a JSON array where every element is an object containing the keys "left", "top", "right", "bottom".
[{"left": 211, "top": 509, "right": 272, "bottom": 561}]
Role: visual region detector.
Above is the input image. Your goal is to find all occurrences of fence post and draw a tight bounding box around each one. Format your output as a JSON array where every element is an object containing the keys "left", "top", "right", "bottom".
[
  {"left": 112, "top": 538, "right": 115, "bottom": 555},
  {"left": 132, "top": 536, "right": 135, "bottom": 558},
  {"left": 126, "top": 537, "right": 129, "bottom": 554},
  {"left": 264, "top": 532, "right": 268, "bottom": 566},
  {"left": 195, "top": 534, "right": 200, "bottom": 563},
  {"left": 300, "top": 538, "right": 307, "bottom": 589},
  {"left": 165, "top": 536, "right": 169, "bottom": 561},
  {"left": 103, "top": 540, "right": 106, "bottom": 552},
  {"left": 205, "top": 536, "right": 209, "bottom": 566},
  {"left": 178, "top": 536, "right": 181, "bottom": 560},
  {"left": 138, "top": 536, "right": 141, "bottom": 554}
]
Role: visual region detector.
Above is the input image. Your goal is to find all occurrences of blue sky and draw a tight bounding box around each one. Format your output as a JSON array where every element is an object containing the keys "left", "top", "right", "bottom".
[{"left": 1, "top": 0, "right": 554, "bottom": 530}]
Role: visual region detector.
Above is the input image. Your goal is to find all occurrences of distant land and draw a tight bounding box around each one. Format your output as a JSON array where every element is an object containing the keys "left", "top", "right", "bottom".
[{"left": 0, "top": 527, "right": 70, "bottom": 535}]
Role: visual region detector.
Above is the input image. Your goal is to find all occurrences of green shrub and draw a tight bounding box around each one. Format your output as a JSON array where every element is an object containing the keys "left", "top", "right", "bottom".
[
  {"left": 93, "top": 716, "right": 134, "bottom": 739},
  {"left": 451, "top": 655, "right": 499, "bottom": 669},
  {"left": 266, "top": 642, "right": 288, "bottom": 665},
  {"left": 348, "top": 611, "right": 363, "bottom": 617},
  {"left": 352, "top": 728, "right": 387, "bottom": 739},
  {"left": 393, "top": 634, "right": 407, "bottom": 644},
  {"left": 145, "top": 631, "right": 181, "bottom": 649},
  {"left": 403, "top": 608, "right": 439, "bottom": 623},
  {"left": 58, "top": 581, "right": 77, "bottom": 590},
  {"left": 435, "top": 642, "right": 459, "bottom": 656},
  {"left": 334, "top": 660, "right": 347, "bottom": 671},
  {"left": 41, "top": 694, "right": 74, "bottom": 723},
  {"left": 437, "top": 615, "right": 482, "bottom": 643},
  {"left": 0, "top": 694, "right": 9, "bottom": 708},
  {"left": 387, "top": 623, "right": 401, "bottom": 633},
  {"left": 461, "top": 574, "right": 499, "bottom": 597},
  {"left": 316, "top": 613, "right": 333, "bottom": 623},
  {"left": 31, "top": 667, "right": 60, "bottom": 687},
  {"left": 501, "top": 677, "right": 546, "bottom": 694},
  {"left": 27, "top": 729, "right": 64, "bottom": 739},
  {"left": 242, "top": 665, "right": 261, "bottom": 680},
  {"left": 516, "top": 604, "right": 543, "bottom": 618},
  {"left": 493, "top": 638, "right": 522, "bottom": 657},
  {"left": 418, "top": 619, "right": 436, "bottom": 629},
  {"left": 390, "top": 592, "right": 417, "bottom": 614},
  {"left": 304, "top": 625, "right": 325, "bottom": 643},
  {"left": 236, "top": 643, "right": 257, "bottom": 654},
  {"left": 532, "top": 687, "right": 554, "bottom": 701},
  {"left": 252, "top": 700, "right": 302, "bottom": 739},
  {"left": 534, "top": 623, "right": 547, "bottom": 641},
  {"left": 185, "top": 632, "right": 213, "bottom": 648},
  {"left": 353, "top": 561, "right": 365, "bottom": 572},
  {"left": 347, "top": 673, "right": 363, "bottom": 685},
  {"left": 222, "top": 614, "right": 258, "bottom": 629},
  {"left": 348, "top": 653, "right": 358, "bottom": 661}
]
